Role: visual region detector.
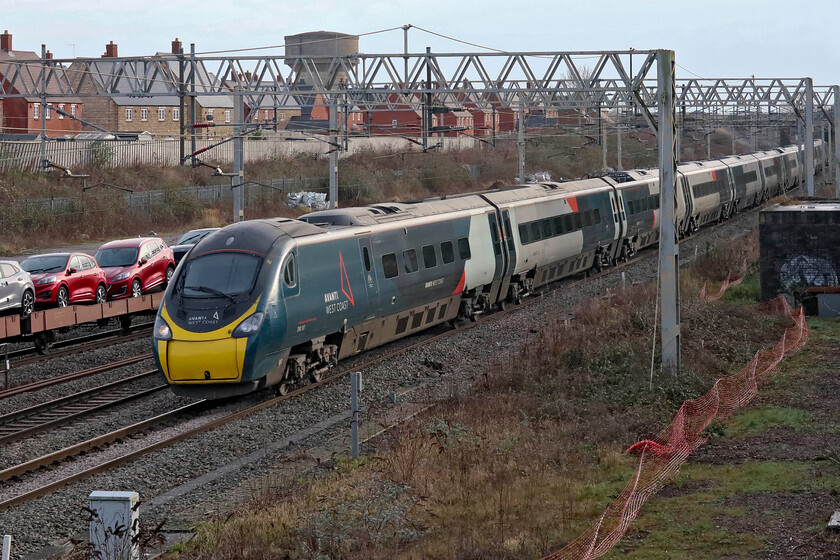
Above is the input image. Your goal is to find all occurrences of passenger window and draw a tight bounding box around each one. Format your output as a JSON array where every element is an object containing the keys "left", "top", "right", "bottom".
[
  {"left": 69, "top": 256, "right": 80, "bottom": 270},
  {"left": 403, "top": 249, "right": 418, "bottom": 273},
  {"left": 583, "top": 211, "right": 593, "bottom": 227},
  {"left": 441, "top": 241, "right": 455, "bottom": 264},
  {"left": 530, "top": 222, "right": 541, "bottom": 242},
  {"left": 542, "top": 219, "right": 552, "bottom": 238},
  {"left": 553, "top": 217, "right": 563, "bottom": 235},
  {"left": 382, "top": 253, "right": 398, "bottom": 279},
  {"left": 457, "top": 237, "right": 471, "bottom": 260},
  {"left": 573, "top": 213, "right": 582, "bottom": 230},
  {"left": 563, "top": 214, "right": 573, "bottom": 233},
  {"left": 518, "top": 224, "right": 530, "bottom": 244},
  {"left": 593, "top": 208, "right": 601, "bottom": 224},
  {"left": 283, "top": 254, "right": 297, "bottom": 288},
  {"left": 422, "top": 245, "right": 437, "bottom": 268},
  {"left": 363, "top": 247, "right": 371, "bottom": 272},
  {"left": 0, "top": 264, "right": 8, "bottom": 278},
  {"left": 83, "top": 257, "right": 93, "bottom": 270}
]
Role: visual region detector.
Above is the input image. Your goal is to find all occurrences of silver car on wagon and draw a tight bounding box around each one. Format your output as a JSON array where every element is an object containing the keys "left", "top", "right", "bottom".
[{"left": 0, "top": 260, "right": 35, "bottom": 316}]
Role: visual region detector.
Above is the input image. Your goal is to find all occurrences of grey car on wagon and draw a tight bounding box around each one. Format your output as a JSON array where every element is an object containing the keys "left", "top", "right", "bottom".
[{"left": 0, "top": 260, "right": 35, "bottom": 316}]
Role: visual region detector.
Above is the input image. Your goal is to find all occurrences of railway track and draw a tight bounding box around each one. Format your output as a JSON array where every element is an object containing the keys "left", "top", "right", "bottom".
[
  {"left": 0, "top": 249, "right": 643, "bottom": 510},
  {"left": 0, "top": 370, "right": 163, "bottom": 445},
  {"left": 3, "top": 325, "right": 152, "bottom": 369},
  {"left": 0, "top": 207, "right": 761, "bottom": 511},
  {"left": 0, "top": 353, "right": 153, "bottom": 399}
]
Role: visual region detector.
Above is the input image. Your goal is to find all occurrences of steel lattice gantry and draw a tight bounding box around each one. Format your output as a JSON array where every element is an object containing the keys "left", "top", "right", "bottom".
[{"left": 1, "top": 48, "right": 838, "bottom": 375}]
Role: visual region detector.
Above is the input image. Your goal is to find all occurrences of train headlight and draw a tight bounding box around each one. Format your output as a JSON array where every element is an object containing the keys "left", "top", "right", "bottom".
[
  {"left": 154, "top": 315, "right": 172, "bottom": 340},
  {"left": 232, "top": 312, "right": 264, "bottom": 338}
]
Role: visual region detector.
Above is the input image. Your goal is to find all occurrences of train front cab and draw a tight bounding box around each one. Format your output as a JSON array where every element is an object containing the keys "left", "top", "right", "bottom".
[{"left": 153, "top": 221, "right": 297, "bottom": 399}]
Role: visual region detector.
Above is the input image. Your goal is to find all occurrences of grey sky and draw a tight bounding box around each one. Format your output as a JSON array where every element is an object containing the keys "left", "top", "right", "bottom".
[{"left": 2, "top": 0, "right": 837, "bottom": 84}]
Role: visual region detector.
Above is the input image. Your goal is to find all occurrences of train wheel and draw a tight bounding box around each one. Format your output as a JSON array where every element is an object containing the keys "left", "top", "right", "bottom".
[
  {"left": 274, "top": 382, "right": 290, "bottom": 396},
  {"left": 309, "top": 370, "right": 323, "bottom": 383}
]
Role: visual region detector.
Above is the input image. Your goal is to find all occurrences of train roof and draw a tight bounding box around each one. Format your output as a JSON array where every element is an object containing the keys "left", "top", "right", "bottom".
[{"left": 192, "top": 218, "right": 325, "bottom": 257}]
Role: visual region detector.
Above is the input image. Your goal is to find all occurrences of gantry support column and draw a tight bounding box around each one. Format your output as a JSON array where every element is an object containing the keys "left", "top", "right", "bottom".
[
  {"left": 232, "top": 88, "right": 244, "bottom": 222},
  {"left": 834, "top": 86, "right": 840, "bottom": 198},
  {"left": 805, "top": 78, "right": 815, "bottom": 196},
  {"left": 658, "top": 49, "right": 680, "bottom": 376},
  {"left": 329, "top": 100, "right": 338, "bottom": 209}
]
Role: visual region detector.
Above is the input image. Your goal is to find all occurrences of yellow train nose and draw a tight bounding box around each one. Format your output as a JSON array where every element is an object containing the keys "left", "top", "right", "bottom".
[{"left": 161, "top": 338, "right": 248, "bottom": 382}]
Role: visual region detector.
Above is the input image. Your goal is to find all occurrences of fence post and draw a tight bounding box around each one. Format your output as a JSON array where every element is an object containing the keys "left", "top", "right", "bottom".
[
  {"left": 350, "top": 372, "right": 361, "bottom": 459},
  {"left": 2, "top": 535, "right": 12, "bottom": 560}
]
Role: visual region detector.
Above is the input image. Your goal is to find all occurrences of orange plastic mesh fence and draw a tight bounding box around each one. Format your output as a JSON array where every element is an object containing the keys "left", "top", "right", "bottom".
[
  {"left": 543, "top": 296, "right": 808, "bottom": 560},
  {"left": 699, "top": 258, "right": 749, "bottom": 301}
]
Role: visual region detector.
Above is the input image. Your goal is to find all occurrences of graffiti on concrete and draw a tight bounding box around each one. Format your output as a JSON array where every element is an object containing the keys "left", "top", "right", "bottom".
[{"left": 780, "top": 253, "right": 839, "bottom": 291}]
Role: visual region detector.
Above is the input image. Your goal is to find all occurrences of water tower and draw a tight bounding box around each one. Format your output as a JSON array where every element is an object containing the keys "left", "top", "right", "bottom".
[{"left": 284, "top": 31, "right": 359, "bottom": 89}]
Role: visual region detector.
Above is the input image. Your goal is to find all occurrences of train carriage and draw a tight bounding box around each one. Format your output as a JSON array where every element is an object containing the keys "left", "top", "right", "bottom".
[
  {"left": 751, "top": 151, "right": 785, "bottom": 198},
  {"left": 720, "top": 155, "right": 764, "bottom": 210},
  {"left": 480, "top": 179, "right": 620, "bottom": 300},
  {"left": 678, "top": 161, "right": 734, "bottom": 228},
  {"left": 609, "top": 169, "right": 664, "bottom": 253}
]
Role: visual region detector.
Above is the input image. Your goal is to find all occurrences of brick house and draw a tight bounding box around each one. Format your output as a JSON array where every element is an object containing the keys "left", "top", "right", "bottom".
[
  {"left": 0, "top": 31, "right": 83, "bottom": 137},
  {"left": 363, "top": 93, "right": 423, "bottom": 137},
  {"left": 68, "top": 40, "right": 233, "bottom": 138}
]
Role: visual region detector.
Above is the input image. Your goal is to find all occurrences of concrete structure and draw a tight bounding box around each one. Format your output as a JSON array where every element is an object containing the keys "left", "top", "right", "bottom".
[
  {"left": 284, "top": 31, "right": 359, "bottom": 89},
  {"left": 0, "top": 31, "right": 83, "bottom": 137},
  {"left": 760, "top": 202, "right": 840, "bottom": 308}
]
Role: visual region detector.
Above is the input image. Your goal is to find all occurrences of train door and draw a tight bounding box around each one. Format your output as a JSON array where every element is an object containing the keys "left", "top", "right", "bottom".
[
  {"left": 357, "top": 237, "right": 380, "bottom": 321},
  {"left": 498, "top": 210, "right": 517, "bottom": 301},
  {"left": 486, "top": 212, "right": 506, "bottom": 304}
]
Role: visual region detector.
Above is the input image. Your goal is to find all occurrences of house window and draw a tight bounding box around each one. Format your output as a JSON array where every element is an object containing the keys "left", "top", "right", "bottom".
[
  {"left": 58, "top": 104, "right": 65, "bottom": 119},
  {"left": 70, "top": 105, "right": 76, "bottom": 117},
  {"left": 45, "top": 105, "right": 51, "bottom": 119},
  {"left": 172, "top": 107, "right": 180, "bottom": 121},
  {"left": 280, "top": 111, "right": 285, "bottom": 121},
  {"left": 391, "top": 119, "right": 398, "bottom": 128},
  {"left": 206, "top": 109, "right": 214, "bottom": 120},
  {"left": 33, "top": 104, "right": 39, "bottom": 119},
  {"left": 264, "top": 110, "right": 270, "bottom": 120},
  {"left": 141, "top": 107, "right": 148, "bottom": 121},
  {"left": 224, "top": 110, "right": 231, "bottom": 123},
  {"left": 158, "top": 107, "right": 166, "bottom": 121},
  {"left": 126, "top": 108, "right": 133, "bottom": 122}
]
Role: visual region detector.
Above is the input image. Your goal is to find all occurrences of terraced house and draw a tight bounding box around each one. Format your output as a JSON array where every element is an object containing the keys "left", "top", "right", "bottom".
[
  {"left": 0, "top": 30, "right": 83, "bottom": 137},
  {"left": 67, "top": 39, "right": 233, "bottom": 138}
]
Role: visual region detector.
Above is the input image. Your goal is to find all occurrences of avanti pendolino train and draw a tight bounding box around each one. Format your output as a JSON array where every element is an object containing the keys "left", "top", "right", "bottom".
[{"left": 153, "top": 141, "right": 828, "bottom": 399}]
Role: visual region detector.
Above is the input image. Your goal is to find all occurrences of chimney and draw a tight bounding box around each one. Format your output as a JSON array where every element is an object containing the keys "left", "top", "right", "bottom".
[
  {"left": 44, "top": 50, "right": 53, "bottom": 60},
  {"left": 244, "top": 70, "right": 252, "bottom": 82},
  {"left": 171, "top": 37, "right": 182, "bottom": 55},
  {"left": 0, "top": 30, "right": 11, "bottom": 52},
  {"left": 102, "top": 41, "right": 118, "bottom": 58}
]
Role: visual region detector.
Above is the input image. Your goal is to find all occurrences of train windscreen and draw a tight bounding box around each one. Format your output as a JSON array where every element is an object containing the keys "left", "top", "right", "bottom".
[{"left": 179, "top": 252, "right": 262, "bottom": 298}]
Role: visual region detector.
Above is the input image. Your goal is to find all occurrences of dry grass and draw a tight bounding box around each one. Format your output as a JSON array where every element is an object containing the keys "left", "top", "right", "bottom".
[
  {"left": 165, "top": 233, "right": 791, "bottom": 560},
  {"left": 0, "top": 133, "right": 662, "bottom": 253}
]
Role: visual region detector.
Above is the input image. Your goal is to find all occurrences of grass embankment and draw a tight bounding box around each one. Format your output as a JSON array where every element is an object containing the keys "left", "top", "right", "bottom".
[
  {"left": 160, "top": 230, "right": 840, "bottom": 559},
  {"left": 0, "top": 132, "right": 660, "bottom": 253}
]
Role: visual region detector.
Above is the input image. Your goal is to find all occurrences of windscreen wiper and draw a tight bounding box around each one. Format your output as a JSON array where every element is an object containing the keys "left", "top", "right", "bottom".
[{"left": 183, "top": 284, "right": 237, "bottom": 303}]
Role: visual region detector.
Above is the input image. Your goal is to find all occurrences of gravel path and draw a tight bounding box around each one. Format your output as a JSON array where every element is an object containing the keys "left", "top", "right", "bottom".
[{"left": 0, "top": 211, "right": 759, "bottom": 557}]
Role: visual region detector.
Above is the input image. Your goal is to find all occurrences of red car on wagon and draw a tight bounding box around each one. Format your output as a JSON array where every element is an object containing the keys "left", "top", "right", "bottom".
[
  {"left": 20, "top": 252, "right": 108, "bottom": 308},
  {"left": 94, "top": 237, "right": 175, "bottom": 300}
]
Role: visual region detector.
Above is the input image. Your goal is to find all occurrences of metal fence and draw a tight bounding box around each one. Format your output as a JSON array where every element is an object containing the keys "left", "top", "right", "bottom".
[{"left": 0, "top": 135, "right": 478, "bottom": 173}]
